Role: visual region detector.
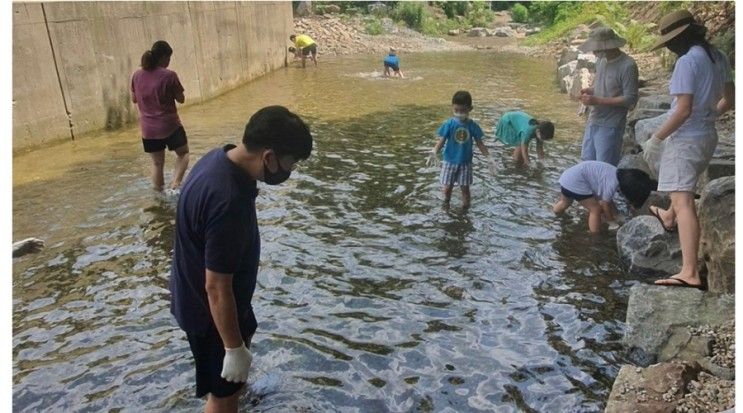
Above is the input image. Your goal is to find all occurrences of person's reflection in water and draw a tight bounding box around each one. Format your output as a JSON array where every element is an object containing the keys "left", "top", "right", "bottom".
[{"left": 436, "top": 208, "right": 475, "bottom": 259}]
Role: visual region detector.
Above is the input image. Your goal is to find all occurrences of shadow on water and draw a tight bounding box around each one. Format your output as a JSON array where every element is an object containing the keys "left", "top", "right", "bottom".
[{"left": 14, "top": 51, "right": 641, "bottom": 412}]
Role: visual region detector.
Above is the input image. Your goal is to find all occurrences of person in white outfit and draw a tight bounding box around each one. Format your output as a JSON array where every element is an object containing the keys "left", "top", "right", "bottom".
[{"left": 646, "top": 10, "right": 734, "bottom": 290}]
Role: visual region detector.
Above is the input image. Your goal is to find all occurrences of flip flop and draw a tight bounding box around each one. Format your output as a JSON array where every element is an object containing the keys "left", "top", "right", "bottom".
[
  {"left": 654, "top": 277, "right": 707, "bottom": 291},
  {"left": 649, "top": 206, "right": 677, "bottom": 233}
]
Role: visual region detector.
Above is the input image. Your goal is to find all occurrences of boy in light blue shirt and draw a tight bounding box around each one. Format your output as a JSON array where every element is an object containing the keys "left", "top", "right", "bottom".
[{"left": 426, "top": 91, "right": 497, "bottom": 208}]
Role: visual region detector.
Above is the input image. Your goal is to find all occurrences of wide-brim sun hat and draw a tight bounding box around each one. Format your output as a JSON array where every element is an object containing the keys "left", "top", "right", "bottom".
[
  {"left": 578, "top": 27, "right": 626, "bottom": 52},
  {"left": 650, "top": 9, "right": 696, "bottom": 51}
]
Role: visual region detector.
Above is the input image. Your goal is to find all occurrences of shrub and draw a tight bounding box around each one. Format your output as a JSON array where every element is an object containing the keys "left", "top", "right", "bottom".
[
  {"left": 393, "top": 2, "right": 425, "bottom": 30},
  {"left": 467, "top": 1, "right": 495, "bottom": 27},
  {"left": 365, "top": 19, "right": 384, "bottom": 35},
  {"left": 711, "top": 28, "right": 735, "bottom": 69},
  {"left": 511, "top": 3, "right": 529, "bottom": 23},
  {"left": 622, "top": 22, "right": 655, "bottom": 52}
]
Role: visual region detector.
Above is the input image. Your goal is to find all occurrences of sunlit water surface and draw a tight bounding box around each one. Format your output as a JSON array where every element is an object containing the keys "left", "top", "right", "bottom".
[{"left": 14, "top": 51, "right": 639, "bottom": 412}]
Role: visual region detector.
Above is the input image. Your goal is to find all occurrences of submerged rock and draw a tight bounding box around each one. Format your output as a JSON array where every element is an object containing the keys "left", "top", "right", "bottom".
[
  {"left": 698, "top": 176, "right": 735, "bottom": 294},
  {"left": 623, "top": 284, "right": 735, "bottom": 365},
  {"left": 617, "top": 216, "right": 681, "bottom": 277}
]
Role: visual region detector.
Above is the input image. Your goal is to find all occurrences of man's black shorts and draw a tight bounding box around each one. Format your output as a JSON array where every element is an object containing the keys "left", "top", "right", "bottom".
[
  {"left": 302, "top": 43, "right": 317, "bottom": 56},
  {"left": 186, "top": 326, "right": 253, "bottom": 398},
  {"left": 560, "top": 186, "right": 593, "bottom": 201},
  {"left": 142, "top": 126, "right": 188, "bottom": 153}
]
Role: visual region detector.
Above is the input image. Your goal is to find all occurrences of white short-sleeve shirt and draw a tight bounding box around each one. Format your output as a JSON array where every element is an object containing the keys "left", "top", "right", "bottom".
[
  {"left": 669, "top": 46, "right": 733, "bottom": 138},
  {"left": 559, "top": 161, "right": 619, "bottom": 202}
]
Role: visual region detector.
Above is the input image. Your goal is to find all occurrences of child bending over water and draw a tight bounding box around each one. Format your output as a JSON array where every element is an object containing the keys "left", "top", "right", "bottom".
[
  {"left": 494, "top": 111, "right": 554, "bottom": 166},
  {"left": 383, "top": 48, "right": 404, "bottom": 78},
  {"left": 553, "top": 161, "right": 656, "bottom": 233}
]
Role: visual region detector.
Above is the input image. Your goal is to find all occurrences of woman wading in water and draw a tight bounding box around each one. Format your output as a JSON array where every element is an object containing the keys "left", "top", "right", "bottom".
[{"left": 131, "top": 40, "right": 189, "bottom": 192}]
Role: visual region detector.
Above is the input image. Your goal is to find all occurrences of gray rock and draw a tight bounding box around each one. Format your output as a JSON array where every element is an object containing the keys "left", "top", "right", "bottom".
[
  {"left": 618, "top": 154, "right": 652, "bottom": 177},
  {"left": 508, "top": 22, "right": 525, "bottom": 30},
  {"left": 556, "top": 61, "right": 577, "bottom": 91},
  {"left": 525, "top": 27, "right": 541, "bottom": 36},
  {"left": 697, "top": 159, "right": 735, "bottom": 190},
  {"left": 606, "top": 361, "right": 701, "bottom": 413},
  {"left": 568, "top": 68, "right": 593, "bottom": 100},
  {"left": 627, "top": 108, "right": 668, "bottom": 129},
  {"left": 468, "top": 27, "right": 488, "bottom": 37},
  {"left": 698, "top": 176, "right": 734, "bottom": 294},
  {"left": 634, "top": 112, "right": 671, "bottom": 147},
  {"left": 562, "top": 75, "right": 574, "bottom": 95},
  {"left": 295, "top": 1, "right": 312, "bottom": 17},
  {"left": 637, "top": 191, "right": 671, "bottom": 217},
  {"left": 494, "top": 27, "right": 516, "bottom": 37},
  {"left": 447, "top": 29, "right": 460, "bottom": 36},
  {"left": 576, "top": 53, "right": 597, "bottom": 71},
  {"left": 636, "top": 95, "right": 674, "bottom": 111},
  {"left": 617, "top": 216, "right": 681, "bottom": 277},
  {"left": 558, "top": 47, "right": 580, "bottom": 66},
  {"left": 368, "top": 2, "right": 388, "bottom": 16},
  {"left": 623, "top": 284, "right": 735, "bottom": 364}
]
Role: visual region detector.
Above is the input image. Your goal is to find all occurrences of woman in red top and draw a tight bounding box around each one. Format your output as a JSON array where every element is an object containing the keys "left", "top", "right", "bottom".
[{"left": 131, "top": 40, "right": 189, "bottom": 191}]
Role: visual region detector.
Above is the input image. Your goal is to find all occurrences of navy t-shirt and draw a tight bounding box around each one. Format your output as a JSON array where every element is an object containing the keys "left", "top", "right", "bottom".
[{"left": 170, "top": 144, "right": 260, "bottom": 336}]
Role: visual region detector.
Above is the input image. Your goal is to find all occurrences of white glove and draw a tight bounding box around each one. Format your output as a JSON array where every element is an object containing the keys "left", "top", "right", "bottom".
[
  {"left": 426, "top": 149, "right": 441, "bottom": 167},
  {"left": 487, "top": 157, "right": 498, "bottom": 176},
  {"left": 221, "top": 342, "right": 253, "bottom": 383}
]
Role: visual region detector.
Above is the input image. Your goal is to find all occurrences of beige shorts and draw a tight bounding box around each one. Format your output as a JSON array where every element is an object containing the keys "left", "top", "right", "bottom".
[{"left": 657, "top": 131, "right": 718, "bottom": 192}]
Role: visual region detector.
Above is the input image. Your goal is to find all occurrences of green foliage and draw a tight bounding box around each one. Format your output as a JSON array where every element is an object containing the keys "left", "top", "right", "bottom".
[
  {"left": 528, "top": 2, "right": 580, "bottom": 25},
  {"left": 511, "top": 3, "right": 529, "bottom": 24},
  {"left": 441, "top": 1, "right": 469, "bottom": 18},
  {"left": 467, "top": 1, "right": 495, "bottom": 28},
  {"left": 711, "top": 28, "right": 735, "bottom": 68},
  {"left": 621, "top": 21, "right": 655, "bottom": 52},
  {"left": 524, "top": 2, "right": 627, "bottom": 45},
  {"left": 365, "top": 19, "right": 384, "bottom": 35},
  {"left": 392, "top": 2, "right": 426, "bottom": 30}
]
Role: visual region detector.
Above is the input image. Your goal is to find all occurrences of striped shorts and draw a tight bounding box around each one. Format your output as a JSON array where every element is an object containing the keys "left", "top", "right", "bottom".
[{"left": 439, "top": 161, "right": 473, "bottom": 186}]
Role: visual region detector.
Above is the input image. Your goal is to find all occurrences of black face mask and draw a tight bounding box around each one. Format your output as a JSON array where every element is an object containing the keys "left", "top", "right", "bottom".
[{"left": 263, "top": 157, "right": 291, "bottom": 185}]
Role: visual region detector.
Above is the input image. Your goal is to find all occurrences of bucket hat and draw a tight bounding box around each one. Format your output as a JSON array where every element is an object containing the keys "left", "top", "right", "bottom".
[
  {"left": 578, "top": 27, "right": 626, "bottom": 52},
  {"left": 650, "top": 9, "right": 696, "bottom": 51}
]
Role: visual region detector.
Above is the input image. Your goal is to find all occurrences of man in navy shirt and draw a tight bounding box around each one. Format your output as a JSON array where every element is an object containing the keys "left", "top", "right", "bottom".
[{"left": 170, "top": 106, "right": 312, "bottom": 412}]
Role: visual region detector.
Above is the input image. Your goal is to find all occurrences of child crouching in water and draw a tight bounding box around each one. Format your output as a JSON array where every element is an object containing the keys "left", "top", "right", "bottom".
[
  {"left": 383, "top": 48, "right": 404, "bottom": 78},
  {"left": 494, "top": 111, "right": 554, "bottom": 166},
  {"left": 427, "top": 91, "right": 497, "bottom": 209},
  {"left": 553, "top": 160, "right": 656, "bottom": 233}
]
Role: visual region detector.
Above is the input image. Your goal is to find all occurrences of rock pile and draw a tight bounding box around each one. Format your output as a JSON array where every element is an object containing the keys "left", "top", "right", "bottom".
[{"left": 292, "top": 15, "right": 471, "bottom": 56}]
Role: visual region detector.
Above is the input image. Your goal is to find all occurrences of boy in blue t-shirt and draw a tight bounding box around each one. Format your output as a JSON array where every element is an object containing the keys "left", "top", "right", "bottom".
[
  {"left": 383, "top": 48, "right": 404, "bottom": 78},
  {"left": 426, "top": 91, "right": 497, "bottom": 208}
]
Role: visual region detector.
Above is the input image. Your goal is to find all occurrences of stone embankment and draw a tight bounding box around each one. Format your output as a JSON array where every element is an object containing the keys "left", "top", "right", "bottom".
[
  {"left": 552, "top": 25, "right": 736, "bottom": 413},
  {"left": 292, "top": 14, "right": 471, "bottom": 56}
]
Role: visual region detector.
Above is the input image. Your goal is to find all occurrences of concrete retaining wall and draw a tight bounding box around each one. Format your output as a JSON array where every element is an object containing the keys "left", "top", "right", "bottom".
[{"left": 13, "top": 1, "right": 293, "bottom": 150}]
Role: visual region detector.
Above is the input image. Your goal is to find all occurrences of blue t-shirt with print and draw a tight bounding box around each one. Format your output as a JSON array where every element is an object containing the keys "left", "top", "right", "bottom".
[{"left": 437, "top": 117, "right": 484, "bottom": 165}]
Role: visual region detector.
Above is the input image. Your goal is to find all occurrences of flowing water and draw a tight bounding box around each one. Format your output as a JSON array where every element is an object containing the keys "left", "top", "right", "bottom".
[{"left": 13, "top": 51, "right": 640, "bottom": 412}]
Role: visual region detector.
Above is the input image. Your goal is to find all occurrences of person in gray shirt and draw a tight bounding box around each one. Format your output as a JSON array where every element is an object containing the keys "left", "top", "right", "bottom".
[{"left": 578, "top": 27, "right": 639, "bottom": 166}]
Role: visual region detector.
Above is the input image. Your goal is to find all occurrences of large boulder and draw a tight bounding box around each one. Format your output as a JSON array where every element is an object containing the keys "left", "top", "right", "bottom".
[
  {"left": 556, "top": 61, "right": 577, "bottom": 91},
  {"left": 368, "top": 2, "right": 388, "bottom": 17},
  {"left": 635, "top": 95, "right": 674, "bottom": 111},
  {"left": 697, "top": 158, "right": 735, "bottom": 190},
  {"left": 295, "top": 1, "right": 312, "bottom": 17},
  {"left": 568, "top": 68, "right": 593, "bottom": 100},
  {"left": 618, "top": 153, "right": 652, "bottom": 177},
  {"left": 617, "top": 216, "right": 681, "bottom": 277},
  {"left": 634, "top": 112, "right": 671, "bottom": 147},
  {"left": 698, "top": 176, "right": 734, "bottom": 294},
  {"left": 623, "top": 284, "right": 735, "bottom": 365},
  {"left": 576, "top": 53, "right": 597, "bottom": 71},
  {"left": 605, "top": 361, "right": 701, "bottom": 413},
  {"left": 562, "top": 75, "right": 574, "bottom": 95},
  {"left": 637, "top": 191, "right": 671, "bottom": 217},
  {"left": 468, "top": 27, "right": 488, "bottom": 37},
  {"left": 494, "top": 27, "right": 516, "bottom": 37},
  {"left": 558, "top": 46, "right": 580, "bottom": 66}
]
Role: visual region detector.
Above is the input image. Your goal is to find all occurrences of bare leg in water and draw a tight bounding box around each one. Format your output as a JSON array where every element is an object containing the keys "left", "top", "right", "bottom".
[
  {"left": 171, "top": 144, "right": 190, "bottom": 189},
  {"left": 149, "top": 150, "right": 166, "bottom": 191}
]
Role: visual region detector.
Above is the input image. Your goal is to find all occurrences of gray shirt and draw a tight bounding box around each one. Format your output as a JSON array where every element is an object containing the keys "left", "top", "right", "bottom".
[
  {"left": 588, "top": 52, "right": 639, "bottom": 128},
  {"left": 559, "top": 161, "right": 618, "bottom": 202}
]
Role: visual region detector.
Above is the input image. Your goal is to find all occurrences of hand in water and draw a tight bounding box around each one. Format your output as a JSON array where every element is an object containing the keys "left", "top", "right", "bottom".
[
  {"left": 426, "top": 149, "right": 440, "bottom": 167},
  {"left": 221, "top": 342, "right": 253, "bottom": 383}
]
